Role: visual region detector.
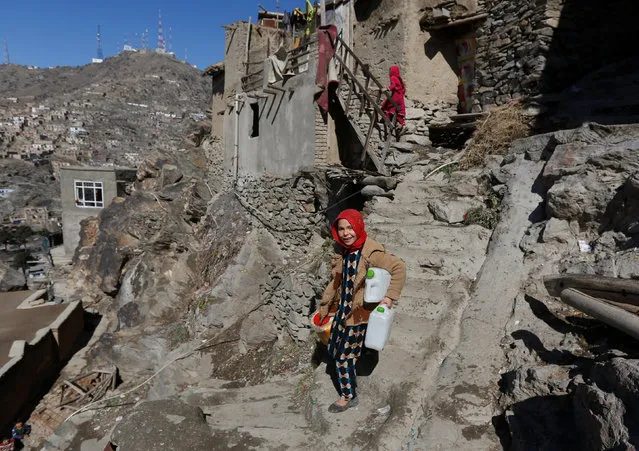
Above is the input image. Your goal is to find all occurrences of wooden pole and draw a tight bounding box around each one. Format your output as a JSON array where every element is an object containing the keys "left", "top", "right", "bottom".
[
  {"left": 320, "top": 0, "right": 326, "bottom": 26},
  {"left": 560, "top": 288, "right": 639, "bottom": 341},
  {"left": 544, "top": 274, "right": 639, "bottom": 299},
  {"left": 244, "top": 17, "right": 252, "bottom": 76}
]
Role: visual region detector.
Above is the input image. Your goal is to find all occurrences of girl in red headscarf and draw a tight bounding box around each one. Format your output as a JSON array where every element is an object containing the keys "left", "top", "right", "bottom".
[
  {"left": 381, "top": 65, "right": 407, "bottom": 128},
  {"left": 319, "top": 209, "right": 406, "bottom": 412}
]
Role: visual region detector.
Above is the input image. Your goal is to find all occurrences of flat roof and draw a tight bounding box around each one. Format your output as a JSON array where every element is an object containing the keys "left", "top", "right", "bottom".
[
  {"left": 59, "top": 165, "right": 136, "bottom": 172},
  {"left": 0, "top": 291, "right": 68, "bottom": 366}
]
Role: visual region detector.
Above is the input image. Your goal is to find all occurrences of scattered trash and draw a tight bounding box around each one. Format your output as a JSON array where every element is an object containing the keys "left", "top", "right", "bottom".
[
  {"left": 578, "top": 240, "right": 592, "bottom": 253},
  {"left": 376, "top": 405, "right": 391, "bottom": 415},
  {"left": 115, "top": 416, "right": 123, "bottom": 422},
  {"left": 93, "top": 426, "right": 100, "bottom": 431}
]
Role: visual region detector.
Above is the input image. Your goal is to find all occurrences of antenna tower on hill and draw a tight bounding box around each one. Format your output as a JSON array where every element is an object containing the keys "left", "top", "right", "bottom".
[
  {"left": 168, "top": 26, "right": 173, "bottom": 53},
  {"left": 96, "top": 25, "right": 104, "bottom": 59},
  {"left": 3, "top": 39, "right": 9, "bottom": 64},
  {"left": 157, "top": 9, "right": 166, "bottom": 52}
]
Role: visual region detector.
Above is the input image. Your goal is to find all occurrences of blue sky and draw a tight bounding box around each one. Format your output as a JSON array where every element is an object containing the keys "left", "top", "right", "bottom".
[{"left": 1, "top": 0, "right": 305, "bottom": 69}]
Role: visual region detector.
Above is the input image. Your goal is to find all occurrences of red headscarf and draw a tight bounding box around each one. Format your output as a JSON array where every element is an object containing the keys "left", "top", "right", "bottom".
[
  {"left": 389, "top": 66, "right": 406, "bottom": 95},
  {"left": 331, "top": 209, "right": 368, "bottom": 250}
]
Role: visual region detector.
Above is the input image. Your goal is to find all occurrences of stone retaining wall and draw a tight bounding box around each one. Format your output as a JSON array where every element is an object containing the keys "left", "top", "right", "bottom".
[
  {"left": 234, "top": 174, "right": 321, "bottom": 253},
  {"left": 262, "top": 269, "right": 328, "bottom": 342},
  {"left": 233, "top": 173, "right": 332, "bottom": 342}
]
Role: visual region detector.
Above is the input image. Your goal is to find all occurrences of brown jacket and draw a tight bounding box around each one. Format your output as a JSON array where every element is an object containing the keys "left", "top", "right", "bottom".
[{"left": 319, "top": 238, "right": 406, "bottom": 326}]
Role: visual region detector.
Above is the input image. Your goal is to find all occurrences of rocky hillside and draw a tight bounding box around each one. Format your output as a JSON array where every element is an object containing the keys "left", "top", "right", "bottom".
[
  {"left": 1, "top": 51, "right": 210, "bottom": 166},
  {"left": 0, "top": 51, "right": 213, "bottom": 223}
]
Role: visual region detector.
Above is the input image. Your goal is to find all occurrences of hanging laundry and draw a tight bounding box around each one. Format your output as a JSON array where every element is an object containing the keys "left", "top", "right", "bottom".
[{"left": 315, "top": 25, "right": 339, "bottom": 112}]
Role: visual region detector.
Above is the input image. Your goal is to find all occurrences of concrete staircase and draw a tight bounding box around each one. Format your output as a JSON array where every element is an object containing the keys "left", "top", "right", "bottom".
[{"left": 307, "top": 155, "right": 492, "bottom": 449}]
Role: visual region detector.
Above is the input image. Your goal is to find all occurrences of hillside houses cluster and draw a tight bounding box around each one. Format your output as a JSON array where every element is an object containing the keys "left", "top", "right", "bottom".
[{"left": 0, "top": 98, "right": 81, "bottom": 161}]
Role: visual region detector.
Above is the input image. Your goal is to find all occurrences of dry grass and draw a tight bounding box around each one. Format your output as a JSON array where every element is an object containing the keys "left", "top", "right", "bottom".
[{"left": 459, "top": 102, "right": 531, "bottom": 169}]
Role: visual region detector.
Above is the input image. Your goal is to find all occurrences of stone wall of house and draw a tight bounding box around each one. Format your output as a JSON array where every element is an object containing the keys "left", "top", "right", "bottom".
[
  {"left": 353, "top": 0, "right": 475, "bottom": 105},
  {"left": 474, "top": 0, "right": 549, "bottom": 108},
  {"left": 223, "top": 22, "right": 287, "bottom": 100},
  {"left": 234, "top": 174, "right": 321, "bottom": 253},
  {"left": 475, "top": 0, "right": 639, "bottom": 109}
]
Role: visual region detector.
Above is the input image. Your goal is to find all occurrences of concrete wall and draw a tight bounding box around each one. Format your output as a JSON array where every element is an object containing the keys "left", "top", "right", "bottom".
[
  {"left": 59, "top": 167, "right": 117, "bottom": 255},
  {"left": 223, "top": 47, "right": 320, "bottom": 177},
  {"left": 0, "top": 301, "right": 84, "bottom": 433},
  {"left": 49, "top": 301, "right": 84, "bottom": 361},
  {"left": 353, "top": 0, "right": 479, "bottom": 105},
  {"left": 328, "top": 0, "right": 355, "bottom": 48}
]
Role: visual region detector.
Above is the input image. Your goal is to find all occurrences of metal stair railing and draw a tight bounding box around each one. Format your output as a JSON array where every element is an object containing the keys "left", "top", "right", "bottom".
[{"left": 331, "top": 35, "right": 401, "bottom": 173}]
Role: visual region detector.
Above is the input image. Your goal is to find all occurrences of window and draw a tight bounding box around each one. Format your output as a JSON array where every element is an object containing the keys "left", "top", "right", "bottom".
[
  {"left": 74, "top": 180, "right": 104, "bottom": 208},
  {"left": 250, "top": 103, "right": 259, "bottom": 137}
]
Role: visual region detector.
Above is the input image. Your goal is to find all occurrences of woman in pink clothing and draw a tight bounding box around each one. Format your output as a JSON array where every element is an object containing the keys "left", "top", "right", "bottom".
[{"left": 381, "top": 65, "right": 406, "bottom": 128}]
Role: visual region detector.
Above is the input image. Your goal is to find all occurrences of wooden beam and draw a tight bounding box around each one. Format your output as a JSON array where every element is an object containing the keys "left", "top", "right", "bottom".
[
  {"left": 422, "top": 13, "right": 488, "bottom": 31},
  {"left": 449, "top": 112, "right": 488, "bottom": 122},
  {"left": 544, "top": 274, "right": 639, "bottom": 298},
  {"left": 265, "top": 84, "right": 286, "bottom": 92},
  {"left": 63, "top": 380, "right": 87, "bottom": 396},
  {"left": 362, "top": 110, "right": 378, "bottom": 164},
  {"left": 244, "top": 17, "right": 252, "bottom": 77},
  {"left": 560, "top": 288, "right": 639, "bottom": 341}
]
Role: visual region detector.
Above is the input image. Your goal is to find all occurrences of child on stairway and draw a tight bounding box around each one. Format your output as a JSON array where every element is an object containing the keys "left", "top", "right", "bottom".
[
  {"left": 381, "top": 65, "right": 407, "bottom": 131},
  {"left": 319, "top": 209, "right": 405, "bottom": 412}
]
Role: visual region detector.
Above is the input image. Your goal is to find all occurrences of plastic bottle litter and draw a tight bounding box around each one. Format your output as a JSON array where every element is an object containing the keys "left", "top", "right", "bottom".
[
  {"left": 365, "top": 305, "right": 394, "bottom": 351},
  {"left": 364, "top": 267, "right": 391, "bottom": 303}
]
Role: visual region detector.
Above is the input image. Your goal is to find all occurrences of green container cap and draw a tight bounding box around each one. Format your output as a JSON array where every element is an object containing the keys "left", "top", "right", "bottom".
[
  {"left": 367, "top": 269, "right": 375, "bottom": 278},
  {"left": 377, "top": 306, "right": 385, "bottom": 312}
]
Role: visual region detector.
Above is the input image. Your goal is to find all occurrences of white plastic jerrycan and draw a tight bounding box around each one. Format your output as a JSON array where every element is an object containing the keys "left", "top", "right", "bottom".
[
  {"left": 364, "top": 267, "right": 392, "bottom": 303},
  {"left": 365, "top": 305, "right": 395, "bottom": 351}
]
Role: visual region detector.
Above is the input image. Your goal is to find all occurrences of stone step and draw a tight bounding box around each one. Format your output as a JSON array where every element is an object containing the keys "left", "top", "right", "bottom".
[
  {"left": 368, "top": 223, "right": 491, "bottom": 254},
  {"left": 365, "top": 211, "right": 435, "bottom": 226},
  {"left": 179, "top": 378, "right": 310, "bottom": 446},
  {"left": 371, "top": 200, "right": 434, "bottom": 220}
]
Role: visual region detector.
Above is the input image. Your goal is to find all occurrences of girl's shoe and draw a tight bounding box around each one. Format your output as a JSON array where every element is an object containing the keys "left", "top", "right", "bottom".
[{"left": 328, "top": 396, "right": 359, "bottom": 413}]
